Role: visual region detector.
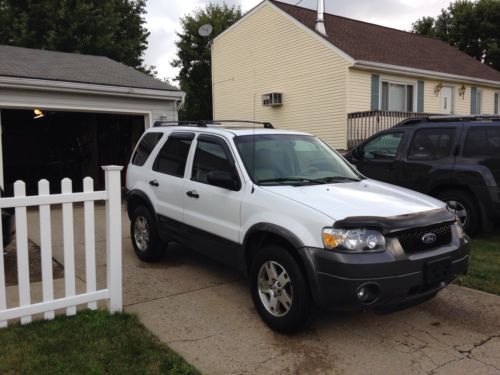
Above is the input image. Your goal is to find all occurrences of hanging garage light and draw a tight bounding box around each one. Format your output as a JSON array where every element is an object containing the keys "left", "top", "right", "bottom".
[{"left": 33, "top": 108, "right": 45, "bottom": 119}]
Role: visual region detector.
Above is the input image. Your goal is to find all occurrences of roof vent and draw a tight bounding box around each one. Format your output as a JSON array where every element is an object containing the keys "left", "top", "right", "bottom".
[{"left": 315, "top": 0, "right": 327, "bottom": 36}]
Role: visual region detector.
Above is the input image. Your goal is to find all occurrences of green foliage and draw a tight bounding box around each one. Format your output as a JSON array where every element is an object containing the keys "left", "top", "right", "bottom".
[
  {"left": 0, "top": 309, "right": 199, "bottom": 374},
  {"left": 411, "top": 0, "right": 500, "bottom": 71},
  {"left": 0, "top": 0, "right": 150, "bottom": 71},
  {"left": 172, "top": 3, "right": 242, "bottom": 120}
]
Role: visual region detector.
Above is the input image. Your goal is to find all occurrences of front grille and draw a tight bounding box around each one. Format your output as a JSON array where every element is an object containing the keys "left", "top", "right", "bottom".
[{"left": 396, "top": 224, "right": 452, "bottom": 253}]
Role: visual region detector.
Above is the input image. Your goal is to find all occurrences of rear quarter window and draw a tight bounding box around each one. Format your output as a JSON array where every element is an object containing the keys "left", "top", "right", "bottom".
[
  {"left": 131, "top": 132, "right": 163, "bottom": 166},
  {"left": 463, "top": 126, "right": 500, "bottom": 158}
]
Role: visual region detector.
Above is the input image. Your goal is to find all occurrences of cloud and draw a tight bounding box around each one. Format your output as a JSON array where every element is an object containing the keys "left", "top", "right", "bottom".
[{"left": 144, "top": 0, "right": 451, "bottom": 82}]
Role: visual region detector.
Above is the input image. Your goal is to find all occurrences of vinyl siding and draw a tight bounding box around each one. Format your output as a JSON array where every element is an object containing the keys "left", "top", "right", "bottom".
[
  {"left": 347, "top": 68, "right": 500, "bottom": 115},
  {"left": 212, "top": 3, "right": 351, "bottom": 149}
]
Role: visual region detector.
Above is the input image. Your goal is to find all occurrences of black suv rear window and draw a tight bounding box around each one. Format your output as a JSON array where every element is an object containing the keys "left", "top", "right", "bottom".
[
  {"left": 153, "top": 133, "right": 194, "bottom": 177},
  {"left": 132, "top": 132, "right": 163, "bottom": 166},
  {"left": 463, "top": 126, "right": 500, "bottom": 157}
]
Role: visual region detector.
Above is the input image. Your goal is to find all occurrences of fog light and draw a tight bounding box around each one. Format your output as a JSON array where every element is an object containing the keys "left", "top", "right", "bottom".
[{"left": 356, "top": 284, "right": 380, "bottom": 304}]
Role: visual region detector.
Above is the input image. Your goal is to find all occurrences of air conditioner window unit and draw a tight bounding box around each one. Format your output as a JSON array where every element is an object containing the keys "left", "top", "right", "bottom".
[{"left": 262, "top": 92, "right": 283, "bottom": 107}]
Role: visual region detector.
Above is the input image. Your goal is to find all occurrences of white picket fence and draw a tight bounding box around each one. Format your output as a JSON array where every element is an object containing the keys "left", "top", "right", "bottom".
[{"left": 0, "top": 166, "right": 123, "bottom": 327}]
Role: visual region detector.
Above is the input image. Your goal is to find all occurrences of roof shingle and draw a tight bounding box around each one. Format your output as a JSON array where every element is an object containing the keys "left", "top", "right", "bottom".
[
  {"left": 270, "top": 0, "right": 500, "bottom": 83},
  {"left": 0, "top": 45, "right": 179, "bottom": 91}
]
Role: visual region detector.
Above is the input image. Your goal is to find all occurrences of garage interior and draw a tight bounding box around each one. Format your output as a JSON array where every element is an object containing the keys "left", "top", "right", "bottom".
[{"left": 1, "top": 109, "right": 145, "bottom": 195}]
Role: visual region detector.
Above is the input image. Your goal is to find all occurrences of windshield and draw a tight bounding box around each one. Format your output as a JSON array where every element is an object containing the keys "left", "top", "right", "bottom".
[{"left": 234, "top": 134, "right": 363, "bottom": 186}]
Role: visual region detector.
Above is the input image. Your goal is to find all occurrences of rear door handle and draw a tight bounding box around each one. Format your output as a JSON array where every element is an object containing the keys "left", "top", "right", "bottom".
[
  {"left": 186, "top": 190, "right": 199, "bottom": 198},
  {"left": 149, "top": 180, "right": 159, "bottom": 187}
]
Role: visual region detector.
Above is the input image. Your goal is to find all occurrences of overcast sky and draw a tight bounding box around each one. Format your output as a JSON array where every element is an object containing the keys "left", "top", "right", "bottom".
[{"left": 144, "top": 0, "right": 452, "bottom": 84}]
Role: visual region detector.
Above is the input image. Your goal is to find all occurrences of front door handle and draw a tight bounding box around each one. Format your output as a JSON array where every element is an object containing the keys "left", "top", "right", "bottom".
[
  {"left": 149, "top": 179, "right": 159, "bottom": 187},
  {"left": 186, "top": 190, "right": 199, "bottom": 198}
]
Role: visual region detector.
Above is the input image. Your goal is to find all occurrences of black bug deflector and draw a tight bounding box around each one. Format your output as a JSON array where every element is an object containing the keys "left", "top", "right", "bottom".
[{"left": 333, "top": 208, "right": 457, "bottom": 235}]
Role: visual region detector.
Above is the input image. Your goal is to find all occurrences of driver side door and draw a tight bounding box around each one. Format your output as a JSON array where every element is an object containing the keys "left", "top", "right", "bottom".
[{"left": 353, "top": 131, "right": 405, "bottom": 184}]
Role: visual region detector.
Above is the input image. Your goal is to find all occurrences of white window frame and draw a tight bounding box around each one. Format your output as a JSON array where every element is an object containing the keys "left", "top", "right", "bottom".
[
  {"left": 379, "top": 78, "right": 418, "bottom": 113},
  {"left": 494, "top": 92, "right": 500, "bottom": 115}
]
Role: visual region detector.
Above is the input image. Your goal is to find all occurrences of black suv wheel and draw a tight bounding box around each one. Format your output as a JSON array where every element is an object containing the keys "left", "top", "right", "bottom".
[
  {"left": 249, "top": 245, "right": 312, "bottom": 333},
  {"left": 437, "top": 189, "right": 479, "bottom": 235},
  {"left": 130, "top": 206, "right": 165, "bottom": 261}
]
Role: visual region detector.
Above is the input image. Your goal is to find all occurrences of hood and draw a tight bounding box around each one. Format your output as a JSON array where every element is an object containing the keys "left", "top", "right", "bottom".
[{"left": 261, "top": 179, "right": 445, "bottom": 221}]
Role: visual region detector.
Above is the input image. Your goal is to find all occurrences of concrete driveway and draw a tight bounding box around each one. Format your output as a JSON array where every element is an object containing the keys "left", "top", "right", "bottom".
[{"left": 27, "top": 205, "right": 500, "bottom": 374}]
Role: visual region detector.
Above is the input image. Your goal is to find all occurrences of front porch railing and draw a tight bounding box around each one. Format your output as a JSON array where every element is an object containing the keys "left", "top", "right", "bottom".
[{"left": 347, "top": 110, "right": 441, "bottom": 149}]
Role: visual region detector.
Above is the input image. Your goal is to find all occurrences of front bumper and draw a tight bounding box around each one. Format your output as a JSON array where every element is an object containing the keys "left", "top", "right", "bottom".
[{"left": 299, "top": 225, "right": 470, "bottom": 312}]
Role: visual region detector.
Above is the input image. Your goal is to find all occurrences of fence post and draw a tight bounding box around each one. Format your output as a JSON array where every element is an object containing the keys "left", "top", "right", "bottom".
[{"left": 102, "top": 166, "right": 123, "bottom": 313}]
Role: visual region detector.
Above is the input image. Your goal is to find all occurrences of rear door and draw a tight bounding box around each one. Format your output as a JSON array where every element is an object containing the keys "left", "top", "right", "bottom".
[
  {"left": 398, "top": 126, "right": 460, "bottom": 192},
  {"left": 183, "top": 134, "right": 245, "bottom": 268},
  {"left": 354, "top": 131, "right": 406, "bottom": 184},
  {"left": 461, "top": 124, "right": 500, "bottom": 187},
  {"left": 150, "top": 132, "right": 194, "bottom": 233}
]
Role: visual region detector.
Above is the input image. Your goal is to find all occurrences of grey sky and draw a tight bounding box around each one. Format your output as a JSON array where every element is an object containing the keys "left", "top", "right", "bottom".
[{"left": 144, "top": 0, "right": 452, "bottom": 83}]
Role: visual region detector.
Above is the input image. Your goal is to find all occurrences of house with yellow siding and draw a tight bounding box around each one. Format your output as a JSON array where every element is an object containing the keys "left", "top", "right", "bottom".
[{"left": 212, "top": 0, "right": 500, "bottom": 150}]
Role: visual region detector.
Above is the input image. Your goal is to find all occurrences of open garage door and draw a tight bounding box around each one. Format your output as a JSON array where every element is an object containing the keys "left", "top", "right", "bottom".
[{"left": 1, "top": 109, "right": 144, "bottom": 195}]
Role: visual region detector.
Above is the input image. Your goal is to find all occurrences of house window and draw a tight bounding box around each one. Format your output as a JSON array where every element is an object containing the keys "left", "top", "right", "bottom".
[
  {"left": 475, "top": 89, "right": 483, "bottom": 114},
  {"left": 381, "top": 81, "right": 414, "bottom": 112},
  {"left": 495, "top": 93, "right": 499, "bottom": 115}
]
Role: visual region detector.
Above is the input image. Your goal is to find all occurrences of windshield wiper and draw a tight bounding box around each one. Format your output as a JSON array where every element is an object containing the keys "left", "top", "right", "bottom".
[
  {"left": 318, "top": 176, "right": 362, "bottom": 183},
  {"left": 257, "top": 177, "right": 328, "bottom": 185}
]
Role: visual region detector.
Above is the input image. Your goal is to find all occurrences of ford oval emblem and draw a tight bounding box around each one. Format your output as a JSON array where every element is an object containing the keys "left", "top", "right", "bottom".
[{"left": 422, "top": 233, "right": 437, "bottom": 244}]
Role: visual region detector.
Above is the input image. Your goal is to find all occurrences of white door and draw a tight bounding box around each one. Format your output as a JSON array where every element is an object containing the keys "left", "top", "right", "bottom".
[
  {"left": 183, "top": 134, "right": 245, "bottom": 266},
  {"left": 440, "top": 87, "right": 453, "bottom": 114}
]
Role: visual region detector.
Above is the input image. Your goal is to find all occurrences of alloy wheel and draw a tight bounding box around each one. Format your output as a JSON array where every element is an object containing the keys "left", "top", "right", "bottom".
[
  {"left": 257, "top": 260, "right": 293, "bottom": 317},
  {"left": 134, "top": 216, "right": 150, "bottom": 251}
]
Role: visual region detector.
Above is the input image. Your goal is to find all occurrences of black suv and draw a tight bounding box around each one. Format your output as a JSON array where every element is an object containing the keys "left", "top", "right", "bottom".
[{"left": 345, "top": 115, "right": 500, "bottom": 235}]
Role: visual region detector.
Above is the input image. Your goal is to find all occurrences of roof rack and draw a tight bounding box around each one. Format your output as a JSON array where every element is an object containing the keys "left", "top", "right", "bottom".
[
  {"left": 394, "top": 114, "right": 500, "bottom": 127},
  {"left": 153, "top": 120, "right": 274, "bottom": 129}
]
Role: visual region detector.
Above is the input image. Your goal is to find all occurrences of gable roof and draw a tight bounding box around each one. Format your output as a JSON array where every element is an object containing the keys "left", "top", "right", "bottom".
[
  {"left": 0, "top": 45, "right": 179, "bottom": 91},
  {"left": 270, "top": 0, "right": 500, "bottom": 83}
]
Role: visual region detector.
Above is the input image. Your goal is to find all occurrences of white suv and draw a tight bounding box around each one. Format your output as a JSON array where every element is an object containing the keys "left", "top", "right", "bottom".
[{"left": 126, "top": 121, "right": 469, "bottom": 332}]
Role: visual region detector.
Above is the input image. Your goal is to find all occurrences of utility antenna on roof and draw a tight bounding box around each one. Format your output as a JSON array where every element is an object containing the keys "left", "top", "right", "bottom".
[{"left": 315, "top": 0, "right": 327, "bottom": 36}]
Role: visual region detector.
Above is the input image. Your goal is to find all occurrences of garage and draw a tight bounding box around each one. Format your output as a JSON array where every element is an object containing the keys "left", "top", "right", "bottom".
[{"left": 0, "top": 45, "right": 184, "bottom": 194}]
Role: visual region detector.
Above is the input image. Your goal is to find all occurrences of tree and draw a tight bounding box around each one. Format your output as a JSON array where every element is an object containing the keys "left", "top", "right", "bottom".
[
  {"left": 411, "top": 0, "right": 500, "bottom": 71},
  {"left": 0, "top": 0, "right": 151, "bottom": 72},
  {"left": 172, "top": 3, "right": 241, "bottom": 120}
]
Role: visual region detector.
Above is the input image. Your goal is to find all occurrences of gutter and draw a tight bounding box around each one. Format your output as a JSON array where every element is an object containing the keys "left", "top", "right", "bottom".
[
  {"left": 0, "top": 76, "right": 185, "bottom": 101},
  {"left": 354, "top": 60, "right": 500, "bottom": 88}
]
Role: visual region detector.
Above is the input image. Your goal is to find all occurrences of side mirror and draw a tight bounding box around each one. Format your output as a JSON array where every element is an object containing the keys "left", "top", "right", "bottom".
[
  {"left": 351, "top": 147, "right": 363, "bottom": 160},
  {"left": 207, "top": 170, "right": 240, "bottom": 190}
]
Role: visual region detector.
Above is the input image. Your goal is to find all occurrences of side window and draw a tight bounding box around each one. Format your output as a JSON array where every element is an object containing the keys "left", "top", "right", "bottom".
[
  {"left": 191, "top": 137, "right": 237, "bottom": 188},
  {"left": 362, "top": 132, "right": 404, "bottom": 160},
  {"left": 408, "top": 128, "right": 455, "bottom": 160},
  {"left": 131, "top": 132, "right": 163, "bottom": 166},
  {"left": 463, "top": 127, "right": 500, "bottom": 157},
  {"left": 153, "top": 133, "right": 194, "bottom": 177}
]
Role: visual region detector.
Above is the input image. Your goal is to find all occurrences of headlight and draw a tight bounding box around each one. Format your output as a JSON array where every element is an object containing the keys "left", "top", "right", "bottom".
[{"left": 322, "top": 227, "right": 386, "bottom": 252}]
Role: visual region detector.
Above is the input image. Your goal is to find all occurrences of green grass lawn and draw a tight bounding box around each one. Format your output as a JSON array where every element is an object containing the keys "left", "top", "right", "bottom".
[
  {"left": 0, "top": 310, "right": 199, "bottom": 375},
  {"left": 455, "top": 235, "right": 500, "bottom": 296}
]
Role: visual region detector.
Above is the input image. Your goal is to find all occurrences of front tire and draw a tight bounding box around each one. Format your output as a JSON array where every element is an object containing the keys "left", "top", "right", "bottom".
[
  {"left": 130, "top": 206, "right": 165, "bottom": 262},
  {"left": 249, "top": 245, "right": 312, "bottom": 333}
]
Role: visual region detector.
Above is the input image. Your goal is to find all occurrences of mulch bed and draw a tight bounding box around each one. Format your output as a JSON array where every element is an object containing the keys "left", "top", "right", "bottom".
[{"left": 3, "top": 240, "right": 64, "bottom": 287}]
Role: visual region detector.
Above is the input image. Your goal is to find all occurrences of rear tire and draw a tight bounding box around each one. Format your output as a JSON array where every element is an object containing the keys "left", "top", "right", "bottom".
[
  {"left": 130, "top": 206, "right": 165, "bottom": 261},
  {"left": 436, "top": 189, "right": 480, "bottom": 235},
  {"left": 249, "top": 245, "right": 312, "bottom": 333}
]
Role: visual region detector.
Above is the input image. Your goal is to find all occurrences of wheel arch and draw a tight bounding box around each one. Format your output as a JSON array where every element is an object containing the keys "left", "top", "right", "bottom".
[
  {"left": 127, "top": 189, "right": 156, "bottom": 219},
  {"left": 243, "top": 223, "right": 321, "bottom": 305}
]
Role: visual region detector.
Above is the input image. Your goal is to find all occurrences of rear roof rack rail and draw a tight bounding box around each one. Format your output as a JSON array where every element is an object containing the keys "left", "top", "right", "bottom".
[
  {"left": 394, "top": 114, "right": 500, "bottom": 127},
  {"left": 153, "top": 120, "right": 274, "bottom": 129}
]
